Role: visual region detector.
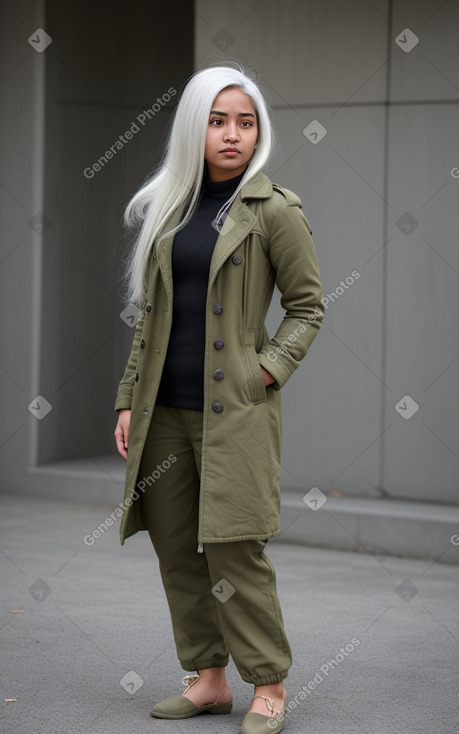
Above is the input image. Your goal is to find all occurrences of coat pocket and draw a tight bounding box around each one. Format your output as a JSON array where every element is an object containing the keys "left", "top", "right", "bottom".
[{"left": 240, "top": 330, "right": 267, "bottom": 405}]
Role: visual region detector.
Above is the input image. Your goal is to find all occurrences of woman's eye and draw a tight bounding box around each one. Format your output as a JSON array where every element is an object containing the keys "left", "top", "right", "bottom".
[{"left": 209, "top": 118, "right": 253, "bottom": 127}]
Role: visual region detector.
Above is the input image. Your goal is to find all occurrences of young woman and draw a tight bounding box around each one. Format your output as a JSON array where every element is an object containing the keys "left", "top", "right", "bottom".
[{"left": 114, "top": 65, "right": 324, "bottom": 734}]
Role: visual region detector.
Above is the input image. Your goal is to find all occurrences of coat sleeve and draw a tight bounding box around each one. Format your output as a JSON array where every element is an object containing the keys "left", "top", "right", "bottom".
[
  {"left": 113, "top": 307, "right": 146, "bottom": 412},
  {"left": 257, "top": 195, "right": 325, "bottom": 390}
]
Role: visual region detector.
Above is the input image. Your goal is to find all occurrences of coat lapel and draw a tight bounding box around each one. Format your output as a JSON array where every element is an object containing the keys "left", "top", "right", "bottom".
[
  {"left": 208, "top": 171, "right": 272, "bottom": 287},
  {"left": 208, "top": 200, "right": 255, "bottom": 287}
]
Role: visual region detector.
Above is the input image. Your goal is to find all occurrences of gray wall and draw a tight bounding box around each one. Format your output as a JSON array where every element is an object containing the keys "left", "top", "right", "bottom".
[
  {"left": 196, "top": 0, "right": 459, "bottom": 504},
  {"left": 0, "top": 1, "right": 457, "bottom": 514},
  {"left": 38, "top": 0, "right": 193, "bottom": 465},
  {"left": 0, "top": 1, "right": 193, "bottom": 500}
]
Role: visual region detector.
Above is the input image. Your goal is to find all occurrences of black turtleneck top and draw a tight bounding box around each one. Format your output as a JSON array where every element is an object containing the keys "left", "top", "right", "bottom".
[{"left": 155, "top": 166, "right": 245, "bottom": 410}]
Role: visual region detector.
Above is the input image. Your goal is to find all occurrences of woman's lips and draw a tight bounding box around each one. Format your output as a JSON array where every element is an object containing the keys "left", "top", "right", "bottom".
[{"left": 220, "top": 149, "right": 240, "bottom": 157}]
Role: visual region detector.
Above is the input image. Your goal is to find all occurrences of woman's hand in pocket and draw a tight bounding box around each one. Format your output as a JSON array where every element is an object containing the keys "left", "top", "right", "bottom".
[{"left": 261, "top": 366, "right": 275, "bottom": 387}]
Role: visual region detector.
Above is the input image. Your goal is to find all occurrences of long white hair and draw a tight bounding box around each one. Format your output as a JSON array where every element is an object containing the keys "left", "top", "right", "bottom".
[{"left": 121, "top": 64, "right": 275, "bottom": 308}]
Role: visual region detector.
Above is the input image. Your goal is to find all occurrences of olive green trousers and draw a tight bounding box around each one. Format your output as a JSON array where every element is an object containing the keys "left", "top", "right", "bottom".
[{"left": 137, "top": 403, "right": 292, "bottom": 686}]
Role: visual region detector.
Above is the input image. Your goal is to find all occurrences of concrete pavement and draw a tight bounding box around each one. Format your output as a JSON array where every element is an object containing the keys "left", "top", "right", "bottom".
[{"left": 1, "top": 492, "right": 458, "bottom": 734}]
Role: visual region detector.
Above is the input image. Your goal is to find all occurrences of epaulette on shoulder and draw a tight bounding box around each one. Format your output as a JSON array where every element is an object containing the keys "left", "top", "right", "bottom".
[
  {"left": 271, "top": 183, "right": 312, "bottom": 233},
  {"left": 271, "top": 182, "right": 303, "bottom": 208}
]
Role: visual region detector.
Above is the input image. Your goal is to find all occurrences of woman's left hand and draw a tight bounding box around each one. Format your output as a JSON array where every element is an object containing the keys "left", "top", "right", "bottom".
[{"left": 261, "top": 366, "right": 276, "bottom": 387}]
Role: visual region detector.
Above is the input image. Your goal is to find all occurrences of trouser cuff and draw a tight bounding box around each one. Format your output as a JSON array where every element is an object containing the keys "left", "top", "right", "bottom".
[
  {"left": 180, "top": 655, "right": 229, "bottom": 671},
  {"left": 241, "top": 668, "right": 290, "bottom": 685}
]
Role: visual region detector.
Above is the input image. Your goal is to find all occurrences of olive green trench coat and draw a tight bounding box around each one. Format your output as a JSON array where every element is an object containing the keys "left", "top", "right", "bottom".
[{"left": 114, "top": 171, "right": 324, "bottom": 546}]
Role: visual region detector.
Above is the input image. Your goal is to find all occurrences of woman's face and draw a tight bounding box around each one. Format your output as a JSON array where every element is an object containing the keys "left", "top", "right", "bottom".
[{"left": 204, "top": 86, "right": 258, "bottom": 182}]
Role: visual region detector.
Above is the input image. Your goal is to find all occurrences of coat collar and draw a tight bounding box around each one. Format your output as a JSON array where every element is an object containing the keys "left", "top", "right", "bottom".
[{"left": 239, "top": 170, "right": 273, "bottom": 200}]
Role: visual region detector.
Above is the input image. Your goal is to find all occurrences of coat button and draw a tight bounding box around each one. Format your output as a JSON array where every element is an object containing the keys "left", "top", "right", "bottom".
[
  {"left": 143, "top": 407, "right": 149, "bottom": 414},
  {"left": 212, "top": 400, "right": 223, "bottom": 413},
  {"left": 214, "top": 338, "right": 225, "bottom": 349},
  {"left": 232, "top": 255, "right": 242, "bottom": 265},
  {"left": 135, "top": 372, "right": 139, "bottom": 382},
  {"left": 146, "top": 304, "right": 152, "bottom": 313},
  {"left": 213, "top": 369, "right": 225, "bottom": 380},
  {"left": 213, "top": 304, "right": 223, "bottom": 315},
  {"left": 140, "top": 339, "right": 145, "bottom": 348}
]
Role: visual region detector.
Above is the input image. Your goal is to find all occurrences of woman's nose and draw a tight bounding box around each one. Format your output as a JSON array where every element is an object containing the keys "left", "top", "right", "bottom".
[{"left": 224, "top": 125, "right": 240, "bottom": 141}]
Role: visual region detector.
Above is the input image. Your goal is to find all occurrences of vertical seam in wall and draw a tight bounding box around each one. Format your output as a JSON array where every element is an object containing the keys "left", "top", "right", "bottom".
[
  {"left": 380, "top": 0, "right": 393, "bottom": 496},
  {"left": 29, "top": 0, "right": 46, "bottom": 466}
]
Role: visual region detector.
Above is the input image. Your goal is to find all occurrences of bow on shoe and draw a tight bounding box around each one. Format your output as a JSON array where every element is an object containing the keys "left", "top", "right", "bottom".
[{"left": 181, "top": 674, "right": 200, "bottom": 691}]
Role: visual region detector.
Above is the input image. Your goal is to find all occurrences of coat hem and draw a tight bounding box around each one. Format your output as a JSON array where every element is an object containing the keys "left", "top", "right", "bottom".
[
  {"left": 119, "top": 526, "right": 281, "bottom": 546},
  {"left": 119, "top": 525, "right": 143, "bottom": 546},
  {"left": 198, "top": 528, "right": 280, "bottom": 543}
]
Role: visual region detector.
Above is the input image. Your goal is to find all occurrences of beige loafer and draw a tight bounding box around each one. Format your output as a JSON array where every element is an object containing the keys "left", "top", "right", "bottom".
[{"left": 150, "top": 674, "right": 233, "bottom": 719}]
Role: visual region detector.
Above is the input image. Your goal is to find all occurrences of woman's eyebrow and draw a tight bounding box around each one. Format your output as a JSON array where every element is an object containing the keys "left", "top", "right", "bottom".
[{"left": 209, "top": 110, "right": 255, "bottom": 117}]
